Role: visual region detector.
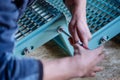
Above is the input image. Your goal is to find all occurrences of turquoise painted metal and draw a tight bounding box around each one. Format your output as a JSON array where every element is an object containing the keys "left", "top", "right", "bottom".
[
  {"left": 14, "top": 0, "right": 67, "bottom": 55},
  {"left": 47, "top": 0, "right": 120, "bottom": 53},
  {"left": 14, "top": 0, "right": 120, "bottom": 56}
]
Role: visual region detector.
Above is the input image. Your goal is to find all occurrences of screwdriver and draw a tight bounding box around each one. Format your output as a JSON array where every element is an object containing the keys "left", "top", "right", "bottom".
[{"left": 57, "top": 27, "right": 83, "bottom": 46}]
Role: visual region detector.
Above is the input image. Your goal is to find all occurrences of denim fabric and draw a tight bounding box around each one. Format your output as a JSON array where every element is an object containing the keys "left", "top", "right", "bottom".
[{"left": 0, "top": 0, "right": 43, "bottom": 80}]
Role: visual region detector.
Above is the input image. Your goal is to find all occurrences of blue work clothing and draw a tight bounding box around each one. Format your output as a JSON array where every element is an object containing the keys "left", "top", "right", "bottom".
[{"left": 0, "top": 0, "right": 43, "bottom": 80}]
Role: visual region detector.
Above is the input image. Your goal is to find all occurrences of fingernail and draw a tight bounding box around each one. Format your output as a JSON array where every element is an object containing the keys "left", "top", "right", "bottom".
[{"left": 83, "top": 44, "right": 89, "bottom": 49}]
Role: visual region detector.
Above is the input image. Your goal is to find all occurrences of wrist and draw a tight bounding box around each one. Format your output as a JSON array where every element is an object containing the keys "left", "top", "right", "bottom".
[
  {"left": 52, "top": 56, "right": 84, "bottom": 79},
  {"left": 59, "top": 57, "right": 79, "bottom": 79},
  {"left": 71, "top": 55, "right": 86, "bottom": 78},
  {"left": 64, "top": 0, "right": 86, "bottom": 16}
]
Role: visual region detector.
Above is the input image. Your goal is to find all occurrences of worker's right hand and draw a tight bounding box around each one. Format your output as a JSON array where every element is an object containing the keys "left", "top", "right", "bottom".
[
  {"left": 73, "top": 44, "right": 104, "bottom": 77},
  {"left": 64, "top": 0, "right": 91, "bottom": 48}
]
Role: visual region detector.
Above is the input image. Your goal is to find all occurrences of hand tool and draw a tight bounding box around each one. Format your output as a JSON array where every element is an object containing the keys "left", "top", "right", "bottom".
[{"left": 57, "top": 27, "right": 83, "bottom": 46}]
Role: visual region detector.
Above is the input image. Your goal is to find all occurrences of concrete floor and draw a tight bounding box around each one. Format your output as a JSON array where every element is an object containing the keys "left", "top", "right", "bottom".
[{"left": 26, "top": 40, "right": 120, "bottom": 80}]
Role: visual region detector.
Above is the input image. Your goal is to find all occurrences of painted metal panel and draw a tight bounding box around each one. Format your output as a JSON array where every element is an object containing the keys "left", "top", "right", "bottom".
[{"left": 14, "top": 0, "right": 120, "bottom": 56}]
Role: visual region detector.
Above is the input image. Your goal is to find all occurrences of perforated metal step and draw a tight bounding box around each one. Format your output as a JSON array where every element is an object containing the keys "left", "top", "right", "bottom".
[
  {"left": 15, "top": 0, "right": 120, "bottom": 55},
  {"left": 46, "top": 0, "right": 120, "bottom": 50},
  {"left": 15, "top": 0, "right": 61, "bottom": 41},
  {"left": 87, "top": 0, "right": 120, "bottom": 33}
]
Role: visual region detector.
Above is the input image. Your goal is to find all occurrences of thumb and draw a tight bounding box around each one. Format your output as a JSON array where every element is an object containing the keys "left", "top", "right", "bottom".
[{"left": 73, "top": 43, "right": 85, "bottom": 55}]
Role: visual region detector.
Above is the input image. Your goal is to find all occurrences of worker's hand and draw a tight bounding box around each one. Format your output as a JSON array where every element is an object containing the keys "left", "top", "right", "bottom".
[
  {"left": 73, "top": 43, "right": 104, "bottom": 77},
  {"left": 43, "top": 43, "right": 104, "bottom": 80},
  {"left": 64, "top": 0, "right": 91, "bottom": 48}
]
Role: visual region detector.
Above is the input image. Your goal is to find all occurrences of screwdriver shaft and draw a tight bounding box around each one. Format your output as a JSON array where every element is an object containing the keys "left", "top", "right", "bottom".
[{"left": 58, "top": 27, "right": 83, "bottom": 46}]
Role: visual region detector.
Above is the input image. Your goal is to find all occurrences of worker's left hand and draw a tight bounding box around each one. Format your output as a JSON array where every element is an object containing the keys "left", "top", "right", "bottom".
[
  {"left": 64, "top": 0, "right": 91, "bottom": 48},
  {"left": 73, "top": 43, "right": 104, "bottom": 78}
]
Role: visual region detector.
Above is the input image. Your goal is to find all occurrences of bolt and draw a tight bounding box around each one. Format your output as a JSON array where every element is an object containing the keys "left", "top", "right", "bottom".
[
  {"left": 23, "top": 47, "right": 30, "bottom": 55},
  {"left": 99, "top": 36, "right": 108, "bottom": 44}
]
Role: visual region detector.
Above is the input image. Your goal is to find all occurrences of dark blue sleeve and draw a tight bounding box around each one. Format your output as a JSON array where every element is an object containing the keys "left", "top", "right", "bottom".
[{"left": 0, "top": 0, "right": 43, "bottom": 80}]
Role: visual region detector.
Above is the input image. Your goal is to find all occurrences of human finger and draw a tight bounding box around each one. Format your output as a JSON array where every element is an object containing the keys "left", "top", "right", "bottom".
[
  {"left": 69, "top": 21, "right": 80, "bottom": 44},
  {"left": 73, "top": 43, "right": 81, "bottom": 55},
  {"left": 89, "top": 72, "right": 96, "bottom": 77},
  {"left": 73, "top": 43, "right": 85, "bottom": 55},
  {"left": 81, "top": 36, "right": 89, "bottom": 49},
  {"left": 92, "top": 46, "right": 104, "bottom": 56},
  {"left": 76, "top": 23, "right": 91, "bottom": 48},
  {"left": 93, "top": 66, "right": 104, "bottom": 72}
]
